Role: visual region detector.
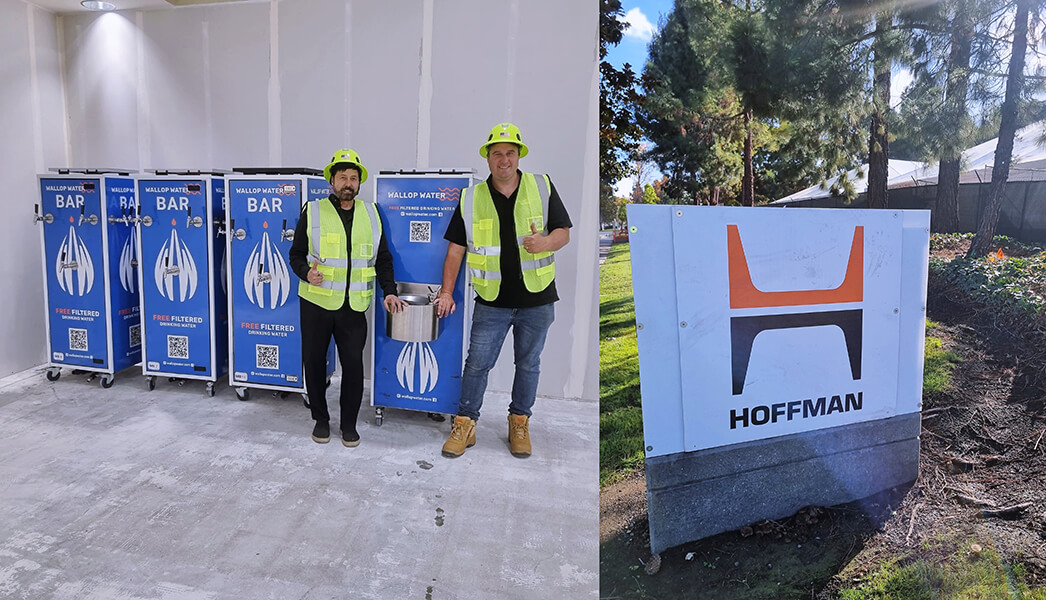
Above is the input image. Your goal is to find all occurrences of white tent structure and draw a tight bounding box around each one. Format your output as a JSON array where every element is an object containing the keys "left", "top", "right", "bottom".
[{"left": 770, "top": 122, "right": 1046, "bottom": 242}]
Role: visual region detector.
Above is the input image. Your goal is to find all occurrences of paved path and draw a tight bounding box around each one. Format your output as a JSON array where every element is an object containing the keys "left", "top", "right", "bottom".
[{"left": 599, "top": 232, "right": 613, "bottom": 266}]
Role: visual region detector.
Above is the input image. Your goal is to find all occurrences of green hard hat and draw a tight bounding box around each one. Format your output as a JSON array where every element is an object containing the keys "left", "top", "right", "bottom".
[
  {"left": 324, "top": 148, "right": 368, "bottom": 183},
  {"left": 479, "top": 122, "right": 529, "bottom": 158}
]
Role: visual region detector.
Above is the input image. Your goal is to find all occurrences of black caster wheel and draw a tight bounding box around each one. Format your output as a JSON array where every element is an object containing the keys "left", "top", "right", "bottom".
[
  {"left": 46, "top": 369, "right": 60, "bottom": 382},
  {"left": 427, "top": 412, "right": 446, "bottom": 422},
  {"left": 85, "top": 373, "right": 97, "bottom": 383},
  {"left": 100, "top": 375, "right": 114, "bottom": 389},
  {"left": 235, "top": 387, "right": 250, "bottom": 401},
  {"left": 147, "top": 376, "right": 156, "bottom": 391},
  {"left": 168, "top": 377, "right": 178, "bottom": 382},
  {"left": 206, "top": 383, "right": 216, "bottom": 397}
]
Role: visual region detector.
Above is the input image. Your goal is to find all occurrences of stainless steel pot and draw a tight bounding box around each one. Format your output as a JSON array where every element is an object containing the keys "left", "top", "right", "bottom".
[{"left": 386, "top": 286, "right": 441, "bottom": 342}]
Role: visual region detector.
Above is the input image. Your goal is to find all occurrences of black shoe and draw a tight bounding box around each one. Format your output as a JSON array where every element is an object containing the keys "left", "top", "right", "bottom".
[
  {"left": 312, "top": 421, "right": 330, "bottom": 444},
  {"left": 341, "top": 429, "right": 360, "bottom": 448}
]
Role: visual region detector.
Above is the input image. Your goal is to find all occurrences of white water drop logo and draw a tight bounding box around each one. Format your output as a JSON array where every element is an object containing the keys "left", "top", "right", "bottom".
[
  {"left": 119, "top": 227, "right": 138, "bottom": 293},
  {"left": 55, "top": 225, "right": 95, "bottom": 296},
  {"left": 244, "top": 231, "right": 290, "bottom": 309},
  {"left": 219, "top": 244, "right": 228, "bottom": 296},
  {"left": 153, "top": 229, "right": 199, "bottom": 302},
  {"left": 396, "top": 342, "right": 439, "bottom": 394}
]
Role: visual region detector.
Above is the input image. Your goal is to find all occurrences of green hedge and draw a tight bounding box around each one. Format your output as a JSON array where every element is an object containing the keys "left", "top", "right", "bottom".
[{"left": 929, "top": 233, "right": 1046, "bottom": 323}]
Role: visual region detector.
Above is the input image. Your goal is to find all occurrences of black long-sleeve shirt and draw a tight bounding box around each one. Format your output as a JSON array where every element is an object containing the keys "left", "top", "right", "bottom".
[{"left": 288, "top": 195, "right": 398, "bottom": 306}]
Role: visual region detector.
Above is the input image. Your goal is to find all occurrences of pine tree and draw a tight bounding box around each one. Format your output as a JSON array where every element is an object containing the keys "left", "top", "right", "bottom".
[{"left": 968, "top": 0, "right": 1033, "bottom": 258}]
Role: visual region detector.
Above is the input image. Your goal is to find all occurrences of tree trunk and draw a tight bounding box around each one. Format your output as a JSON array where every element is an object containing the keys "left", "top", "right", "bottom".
[
  {"left": 934, "top": 158, "right": 962, "bottom": 232},
  {"left": 933, "top": 0, "right": 974, "bottom": 234},
  {"left": 866, "top": 9, "right": 891, "bottom": 210},
  {"left": 968, "top": 0, "right": 1030, "bottom": 258},
  {"left": 742, "top": 108, "right": 754, "bottom": 206}
]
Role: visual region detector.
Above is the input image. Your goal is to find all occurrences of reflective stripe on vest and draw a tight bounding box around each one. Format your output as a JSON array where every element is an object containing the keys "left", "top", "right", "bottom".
[
  {"left": 462, "top": 172, "right": 556, "bottom": 301},
  {"left": 297, "top": 198, "right": 381, "bottom": 311}
]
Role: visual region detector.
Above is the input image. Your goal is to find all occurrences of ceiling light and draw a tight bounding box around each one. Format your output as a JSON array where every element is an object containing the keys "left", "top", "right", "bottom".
[{"left": 81, "top": 1, "right": 116, "bottom": 10}]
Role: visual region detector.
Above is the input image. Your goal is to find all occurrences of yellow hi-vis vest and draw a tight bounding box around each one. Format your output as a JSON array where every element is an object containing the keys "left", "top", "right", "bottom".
[
  {"left": 461, "top": 172, "right": 554, "bottom": 302},
  {"left": 297, "top": 198, "right": 382, "bottom": 311}
]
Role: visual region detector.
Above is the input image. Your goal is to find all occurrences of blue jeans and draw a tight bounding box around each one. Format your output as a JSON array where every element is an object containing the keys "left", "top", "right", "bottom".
[{"left": 456, "top": 302, "right": 555, "bottom": 421}]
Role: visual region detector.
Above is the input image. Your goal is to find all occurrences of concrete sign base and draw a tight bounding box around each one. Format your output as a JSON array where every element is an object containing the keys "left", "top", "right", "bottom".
[{"left": 645, "top": 412, "right": 919, "bottom": 554}]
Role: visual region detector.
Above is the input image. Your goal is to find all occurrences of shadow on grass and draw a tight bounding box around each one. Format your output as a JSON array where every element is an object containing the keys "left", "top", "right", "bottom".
[{"left": 600, "top": 487, "right": 911, "bottom": 600}]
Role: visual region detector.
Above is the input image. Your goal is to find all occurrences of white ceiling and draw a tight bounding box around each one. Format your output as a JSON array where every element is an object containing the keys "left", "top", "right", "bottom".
[{"left": 25, "top": 0, "right": 256, "bottom": 16}]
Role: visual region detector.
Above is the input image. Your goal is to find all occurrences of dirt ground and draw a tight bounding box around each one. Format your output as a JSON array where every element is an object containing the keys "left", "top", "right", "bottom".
[{"left": 599, "top": 239, "right": 1046, "bottom": 599}]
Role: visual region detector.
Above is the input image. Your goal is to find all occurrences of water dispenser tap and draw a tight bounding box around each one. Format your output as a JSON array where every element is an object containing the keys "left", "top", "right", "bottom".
[
  {"left": 78, "top": 205, "right": 98, "bottom": 226},
  {"left": 58, "top": 249, "right": 78, "bottom": 272},
  {"left": 230, "top": 218, "right": 246, "bottom": 241},
  {"left": 163, "top": 255, "right": 180, "bottom": 276},
  {"left": 108, "top": 205, "right": 134, "bottom": 225},
  {"left": 34, "top": 204, "right": 54, "bottom": 224},
  {"left": 280, "top": 219, "right": 294, "bottom": 242},
  {"left": 185, "top": 205, "right": 203, "bottom": 228},
  {"left": 256, "top": 258, "right": 271, "bottom": 283}
]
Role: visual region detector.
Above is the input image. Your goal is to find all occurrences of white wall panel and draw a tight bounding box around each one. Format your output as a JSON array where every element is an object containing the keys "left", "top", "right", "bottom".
[
  {"left": 65, "top": 12, "right": 140, "bottom": 168},
  {"left": 201, "top": 4, "right": 270, "bottom": 169},
  {"left": 0, "top": 2, "right": 66, "bottom": 378}
]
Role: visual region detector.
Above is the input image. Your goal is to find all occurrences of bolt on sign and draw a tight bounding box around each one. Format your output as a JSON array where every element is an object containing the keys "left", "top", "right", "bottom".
[{"left": 627, "top": 205, "right": 929, "bottom": 553}]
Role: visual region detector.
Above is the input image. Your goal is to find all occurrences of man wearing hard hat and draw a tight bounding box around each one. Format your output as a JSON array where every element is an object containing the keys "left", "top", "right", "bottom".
[
  {"left": 433, "top": 123, "right": 572, "bottom": 458},
  {"left": 289, "top": 148, "right": 407, "bottom": 447}
]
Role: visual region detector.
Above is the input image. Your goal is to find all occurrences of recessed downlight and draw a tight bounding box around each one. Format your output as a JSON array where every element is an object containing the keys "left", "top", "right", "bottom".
[{"left": 81, "top": 1, "right": 116, "bottom": 10}]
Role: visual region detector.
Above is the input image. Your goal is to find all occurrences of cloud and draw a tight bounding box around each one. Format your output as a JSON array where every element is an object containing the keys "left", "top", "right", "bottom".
[
  {"left": 614, "top": 177, "right": 634, "bottom": 198},
  {"left": 622, "top": 7, "right": 655, "bottom": 42}
]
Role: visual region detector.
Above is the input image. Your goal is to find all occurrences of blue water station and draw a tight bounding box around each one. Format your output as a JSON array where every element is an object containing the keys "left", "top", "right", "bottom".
[
  {"left": 225, "top": 169, "right": 334, "bottom": 403},
  {"left": 371, "top": 171, "right": 473, "bottom": 425},
  {"left": 36, "top": 169, "right": 142, "bottom": 388},
  {"left": 135, "top": 172, "right": 229, "bottom": 396}
]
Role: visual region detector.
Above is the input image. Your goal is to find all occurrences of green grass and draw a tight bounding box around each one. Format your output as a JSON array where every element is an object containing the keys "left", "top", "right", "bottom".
[
  {"left": 837, "top": 540, "right": 1046, "bottom": 599},
  {"left": 599, "top": 242, "right": 644, "bottom": 487},
  {"left": 923, "top": 336, "right": 961, "bottom": 395}
]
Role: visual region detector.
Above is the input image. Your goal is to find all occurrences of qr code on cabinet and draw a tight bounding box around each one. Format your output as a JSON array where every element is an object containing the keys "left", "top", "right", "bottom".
[
  {"left": 69, "top": 328, "right": 88, "bottom": 351},
  {"left": 129, "top": 324, "right": 141, "bottom": 347},
  {"left": 256, "top": 344, "right": 279, "bottom": 369},
  {"left": 167, "top": 335, "right": 189, "bottom": 359},
  {"left": 409, "top": 220, "right": 431, "bottom": 243}
]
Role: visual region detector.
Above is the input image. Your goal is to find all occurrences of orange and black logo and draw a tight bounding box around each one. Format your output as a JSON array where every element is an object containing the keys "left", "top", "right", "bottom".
[{"left": 728, "top": 225, "right": 864, "bottom": 395}]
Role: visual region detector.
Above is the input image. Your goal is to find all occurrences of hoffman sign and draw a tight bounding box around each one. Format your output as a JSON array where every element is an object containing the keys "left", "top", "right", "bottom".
[{"left": 628, "top": 205, "right": 929, "bottom": 553}]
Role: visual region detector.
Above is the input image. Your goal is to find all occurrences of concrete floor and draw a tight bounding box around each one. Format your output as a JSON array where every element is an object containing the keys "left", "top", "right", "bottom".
[{"left": 0, "top": 366, "right": 598, "bottom": 599}]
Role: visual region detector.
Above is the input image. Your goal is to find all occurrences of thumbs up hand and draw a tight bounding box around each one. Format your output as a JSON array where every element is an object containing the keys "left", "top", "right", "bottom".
[
  {"left": 522, "top": 221, "right": 545, "bottom": 255},
  {"left": 307, "top": 260, "right": 324, "bottom": 285}
]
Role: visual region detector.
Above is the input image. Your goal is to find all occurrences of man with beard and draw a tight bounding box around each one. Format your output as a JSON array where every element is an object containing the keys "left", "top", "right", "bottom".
[{"left": 289, "top": 148, "right": 407, "bottom": 447}]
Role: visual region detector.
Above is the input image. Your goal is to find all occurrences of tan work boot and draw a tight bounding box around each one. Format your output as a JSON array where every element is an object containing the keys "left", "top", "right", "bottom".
[
  {"left": 441, "top": 416, "right": 476, "bottom": 458},
  {"left": 508, "top": 414, "right": 531, "bottom": 458}
]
